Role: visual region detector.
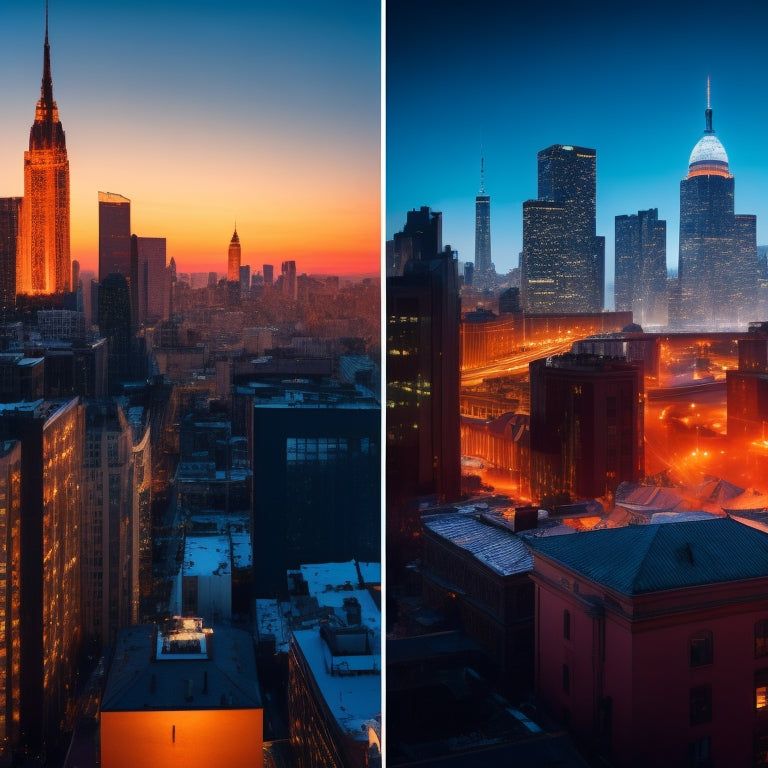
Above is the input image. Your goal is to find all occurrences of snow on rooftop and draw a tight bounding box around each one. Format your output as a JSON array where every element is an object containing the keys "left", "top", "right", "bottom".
[{"left": 183, "top": 535, "right": 231, "bottom": 576}]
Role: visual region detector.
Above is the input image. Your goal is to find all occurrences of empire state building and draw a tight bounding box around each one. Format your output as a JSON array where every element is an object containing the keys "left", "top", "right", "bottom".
[{"left": 17, "top": 11, "right": 71, "bottom": 295}]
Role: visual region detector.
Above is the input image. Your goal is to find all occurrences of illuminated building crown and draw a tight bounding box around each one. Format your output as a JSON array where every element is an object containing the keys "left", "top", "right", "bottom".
[{"left": 687, "top": 78, "right": 730, "bottom": 178}]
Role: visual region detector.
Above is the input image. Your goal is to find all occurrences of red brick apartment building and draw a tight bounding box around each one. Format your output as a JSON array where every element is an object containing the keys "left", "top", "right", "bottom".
[{"left": 529, "top": 517, "right": 768, "bottom": 767}]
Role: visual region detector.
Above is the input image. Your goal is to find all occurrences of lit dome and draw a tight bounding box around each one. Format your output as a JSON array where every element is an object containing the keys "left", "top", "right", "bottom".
[{"left": 688, "top": 133, "right": 730, "bottom": 177}]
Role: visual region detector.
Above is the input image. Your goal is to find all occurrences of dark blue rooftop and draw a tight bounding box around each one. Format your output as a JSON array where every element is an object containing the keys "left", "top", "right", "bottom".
[{"left": 529, "top": 517, "right": 768, "bottom": 595}]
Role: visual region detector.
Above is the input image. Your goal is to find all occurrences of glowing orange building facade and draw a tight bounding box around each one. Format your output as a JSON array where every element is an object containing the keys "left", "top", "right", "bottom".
[
  {"left": 227, "top": 228, "right": 241, "bottom": 283},
  {"left": 17, "top": 16, "right": 70, "bottom": 296}
]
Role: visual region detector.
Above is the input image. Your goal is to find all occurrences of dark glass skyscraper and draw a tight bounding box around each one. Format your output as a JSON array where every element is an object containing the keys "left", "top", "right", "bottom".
[
  {"left": 387, "top": 208, "right": 460, "bottom": 574},
  {"left": 474, "top": 157, "right": 491, "bottom": 280},
  {"left": 615, "top": 208, "right": 667, "bottom": 326},
  {"left": 521, "top": 145, "right": 604, "bottom": 313},
  {"left": 98, "top": 192, "right": 131, "bottom": 280},
  {"left": 677, "top": 83, "right": 757, "bottom": 328}
]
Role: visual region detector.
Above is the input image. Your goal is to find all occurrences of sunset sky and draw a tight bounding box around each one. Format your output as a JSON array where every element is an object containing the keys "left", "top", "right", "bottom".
[
  {"left": 0, "top": 1, "right": 381, "bottom": 278},
  {"left": 387, "top": 0, "right": 768, "bottom": 296}
]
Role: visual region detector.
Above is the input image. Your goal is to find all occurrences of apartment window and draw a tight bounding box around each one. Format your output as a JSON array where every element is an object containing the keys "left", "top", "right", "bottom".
[
  {"left": 756, "top": 670, "right": 768, "bottom": 712},
  {"left": 689, "top": 685, "right": 712, "bottom": 725},
  {"left": 756, "top": 620, "right": 768, "bottom": 658},
  {"left": 690, "top": 630, "right": 713, "bottom": 667},
  {"left": 562, "top": 664, "right": 570, "bottom": 695},
  {"left": 563, "top": 609, "right": 571, "bottom": 640},
  {"left": 688, "top": 736, "right": 711, "bottom": 768}
]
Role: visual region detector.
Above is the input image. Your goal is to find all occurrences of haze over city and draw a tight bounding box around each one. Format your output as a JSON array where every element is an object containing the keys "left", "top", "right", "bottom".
[
  {"left": 0, "top": 1, "right": 380, "bottom": 277},
  {"left": 386, "top": 0, "right": 768, "bottom": 284}
]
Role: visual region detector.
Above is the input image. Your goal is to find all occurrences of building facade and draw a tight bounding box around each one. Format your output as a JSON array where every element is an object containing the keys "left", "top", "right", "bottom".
[
  {"left": 98, "top": 192, "right": 131, "bottom": 280},
  {"left": 387, "top": 211, "right": 461, "bottom": 570},
  {"left": 17, "top": 18, "right": 70, "bottom": 296},
  {"left": 227, "top": 227, "right": 241, "bottom": 283},
  {"left": 474, "top": 158, "right": 492, "bottom": 283},
  {"left": 521, "top": 145, "right": 605, "bottom": 313},
  {"left": 676, "top": 85, "right": 757, "bottom": 329},
  {"left": 0, "top": 198, "right": 22, "bottom": 313},
  {"left": 530, "top": 518, "right": 768, "bottom": 768},
  {"left": 529, "top": 353, "right": 644, "bottom": 504},
  {"left": 0, "top": 399, "right": 84, "bottom": 752},
  {"left": 614, "top": 208, "right": 667, "bottom": 327},
  {"left": 135, "top": 235, "right": 168, "bottom": 325}
]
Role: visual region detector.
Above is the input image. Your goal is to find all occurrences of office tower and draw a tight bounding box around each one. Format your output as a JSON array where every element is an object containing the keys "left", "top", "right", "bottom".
[
  {"left": 474, "top": 157, "right": 492, "bottom": 280},
  {"left": 677, "top": 82, "right": 757, "bottom": 328},
  {"left": 134, "top": 235, "right": 168, "bottom": 325},
  {"left": 0, "top": 198, "right": 22, "bottom": 313},
  {"left": 98, "top": 273, "right": 132, "bottom": 393},
  {"left": 263, "top": 264, "right": 274, "bottom": 287},
  {"left": 0, "top": 399, "right": 83, "bottom": 752},
  {"left": 227, "top": 227, "right": 241, "bottom": 282},
  {"left": 529, "top": 353, "right": 644, "bottom": 503},
  {"left": 614, "top": 208, "right": 667, "bottom": 326},
  {"left": 17, "top": 13, "right": 70, "bottom": 295},
  {"left": 250, "top": 383, "right": 380, "bottom": 596},
  {"left": 281, "top": 260, "right": 297, "bottom": 300},
  {"left": 98, "top": 192, "right": 131, "bottom": 280},
  {"left": 387, "top": 208, "right": 460, "bottom": 571},
  {"left": 521, "top": 145, "right": 605, "bottom": 313},
  {"left": 391, "top": 205, "right": 442, "bottom": 277},
  {"left": 239, "top": 264, "right": 251, "bottom": 297},
  {"left": 81, "top": 401, "right": 137, "bottom": 649}
]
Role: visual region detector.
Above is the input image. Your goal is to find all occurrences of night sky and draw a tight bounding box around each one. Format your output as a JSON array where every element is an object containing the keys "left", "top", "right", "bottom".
[
  {"left": 0, "top": 1, "right": 381, "bottom": 276},
  {"left": 386, "top": 0, "right": 768, "bottom": 293}
]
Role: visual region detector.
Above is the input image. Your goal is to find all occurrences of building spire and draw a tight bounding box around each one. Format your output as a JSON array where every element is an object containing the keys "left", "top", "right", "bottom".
[
  {"left": 479, "top": 155, "right": 486, "bottom": 195},
  {"left": 41, "top": 0, "right": 53, "bottom": 110},
  {"left": 704, "top": 75, "right": 713, "bottom": 134}
]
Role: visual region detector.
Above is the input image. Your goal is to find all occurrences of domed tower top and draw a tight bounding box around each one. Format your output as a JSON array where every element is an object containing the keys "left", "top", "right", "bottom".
[{"left": 687, "top": 77, "right": 731, "bottom": 178}]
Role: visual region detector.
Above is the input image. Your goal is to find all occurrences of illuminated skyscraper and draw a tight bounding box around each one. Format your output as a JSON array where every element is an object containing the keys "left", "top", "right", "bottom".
[
  {"left": 676, "top": 80, "right": 757, "bottom": 328},
  {"left": 227, "top": 227, "right": 241, "bottom": 283},
  {"left": 474, "top": 157, "right": 491, "bottom": 280},
  {"left": 521, "top": 145, "right": 605, "bottom": 313},
  {"left": 17, "top": 11, "right": 70, "bottom": 295},
  {"left": 98, "top": 192, "right": 131, "bottom": 280},
  {"left": 615, "top": 208, "right": 667, "bottom": 326}
]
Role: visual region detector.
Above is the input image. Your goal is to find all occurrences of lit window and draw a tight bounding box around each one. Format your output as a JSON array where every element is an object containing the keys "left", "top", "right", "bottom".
[{"left": 757, "top": 670, "right": 768, "bottom": 711}]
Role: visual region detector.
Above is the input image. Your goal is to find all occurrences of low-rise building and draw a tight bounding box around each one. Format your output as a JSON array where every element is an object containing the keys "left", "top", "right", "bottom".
[
  {"left": 100, "top": 617, "right": 263, "bottom": 768},
  {"left": 529, "top": 517, "right": 768, "bottom": 767}
]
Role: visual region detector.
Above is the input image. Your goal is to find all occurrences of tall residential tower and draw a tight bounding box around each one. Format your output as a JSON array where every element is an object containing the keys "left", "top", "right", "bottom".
[
  {"left": 17, "top": 10, "right": 70, "bottom": 295},
  {"left": 521, "top": 145, "right": 605, "bottom": 313}
]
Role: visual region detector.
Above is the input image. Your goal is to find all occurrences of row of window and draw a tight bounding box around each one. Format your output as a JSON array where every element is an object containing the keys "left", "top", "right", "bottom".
[{"left": 690, "top": 621, "right": 768, "bottom": 667}]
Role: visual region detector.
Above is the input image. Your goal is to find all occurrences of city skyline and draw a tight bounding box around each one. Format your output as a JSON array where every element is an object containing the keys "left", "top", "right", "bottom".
[
  {"left": 0, "top": 1, "right": 380, "bottom": 277},
  {"left": 386, "top": 0, "right": 768, "bottom": 292}
]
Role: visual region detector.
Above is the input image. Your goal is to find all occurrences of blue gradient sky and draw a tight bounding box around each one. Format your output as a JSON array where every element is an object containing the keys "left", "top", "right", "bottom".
[
  {"left": 386, "top": 0, "right": 768, "bottom": 295},
  {"left": 0, "top": 1, "right": 380, "bottom": 276}
]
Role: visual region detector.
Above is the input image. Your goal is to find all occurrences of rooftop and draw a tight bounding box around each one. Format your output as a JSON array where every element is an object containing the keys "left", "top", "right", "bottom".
[
  {"left": 422, "top": 510, "right": 534, "bottom": 577},
  {"left": 101, "top": 621, "right": 261, "bottom": 711},
  {"left": 530, "top": 517, "right": 768, "bottom": 595}
]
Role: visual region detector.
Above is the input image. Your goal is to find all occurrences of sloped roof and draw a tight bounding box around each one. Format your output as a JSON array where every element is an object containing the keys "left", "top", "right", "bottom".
[
  {"left": 422, "top": 511, "right": 533, "bottom": 577},
  {"left": 529, "top": 518, "right": 768, "bottom": 595}
]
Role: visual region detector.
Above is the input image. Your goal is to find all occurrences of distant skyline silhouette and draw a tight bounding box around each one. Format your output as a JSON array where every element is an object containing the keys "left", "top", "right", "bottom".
[
  {"left": 387, "top": 0, "right": 768, "bottom": 287},
  {"left": 0, "top": 1, "right": 380, "bottom": 276}
]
